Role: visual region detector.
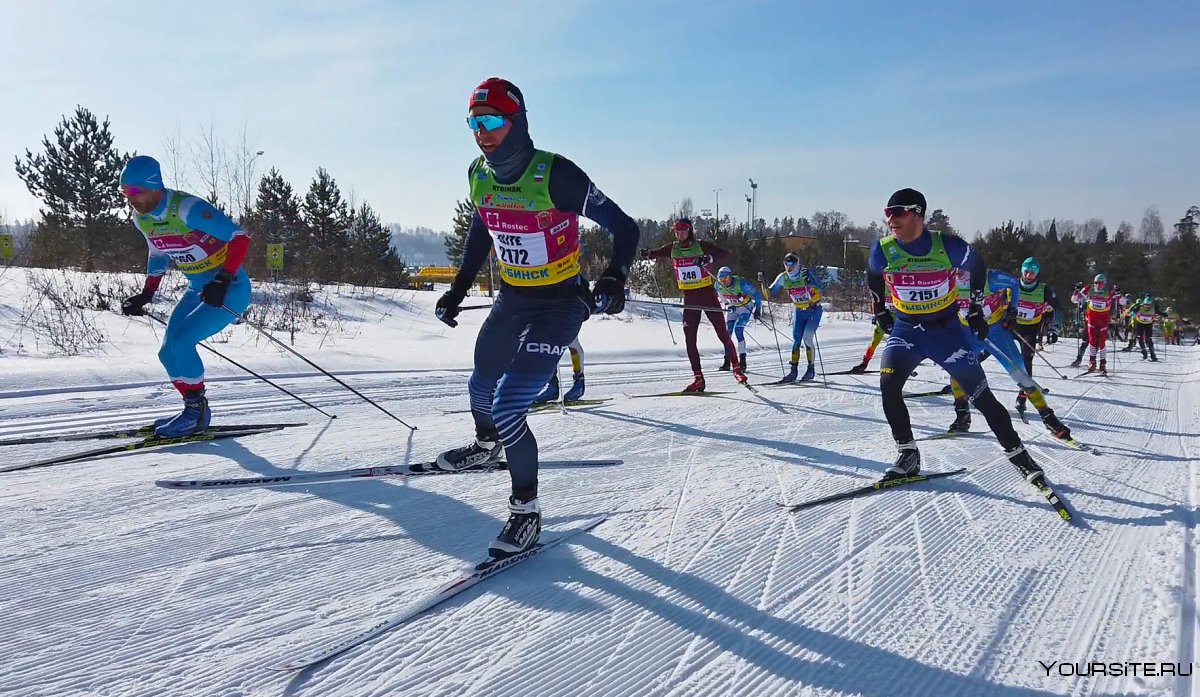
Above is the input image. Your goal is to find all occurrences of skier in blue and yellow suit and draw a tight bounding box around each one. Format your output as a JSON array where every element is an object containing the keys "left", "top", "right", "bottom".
[
  {"left": 118, "top": 155, "right": 252, "bottom": 437},
  {"left": 945, "top": 268, "right": 1071, "bottom": 440}
]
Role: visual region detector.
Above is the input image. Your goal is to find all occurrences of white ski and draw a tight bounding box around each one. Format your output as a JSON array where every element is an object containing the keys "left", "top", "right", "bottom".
[{"left": 270, "top": 516, "right": 607, "bottom": 671}]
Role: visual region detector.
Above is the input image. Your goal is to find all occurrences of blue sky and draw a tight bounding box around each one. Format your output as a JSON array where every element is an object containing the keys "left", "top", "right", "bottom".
[{"left": 2, "top": 0, "right": 1198, "bottom": 238}]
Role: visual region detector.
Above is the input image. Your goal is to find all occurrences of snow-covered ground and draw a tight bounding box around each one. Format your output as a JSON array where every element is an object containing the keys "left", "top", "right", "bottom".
[{"left": 2, "top": 270, "right": 1198, "bottom": 696}]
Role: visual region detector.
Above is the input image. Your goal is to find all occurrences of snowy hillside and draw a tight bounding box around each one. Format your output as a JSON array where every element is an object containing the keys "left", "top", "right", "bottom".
[{"left": 1, "top": 269, "right": 1198, "bottom": 697}]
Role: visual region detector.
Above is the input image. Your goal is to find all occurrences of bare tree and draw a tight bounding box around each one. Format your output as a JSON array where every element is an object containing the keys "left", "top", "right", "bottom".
[
  {"left": 1140, "top": 205, "right": 1165, "bottom": 250},
  {"left": 160, "top": 122, "right": 191, "bottom": 191},
  {"left": 678, "top": 197, "right": 695, "bottom": 219},
  {"left": 191, "top": 119, "right": 228, "bottom": 208},
  {"left": 225, "top": 126, "right": 264, "bottom": 218}
]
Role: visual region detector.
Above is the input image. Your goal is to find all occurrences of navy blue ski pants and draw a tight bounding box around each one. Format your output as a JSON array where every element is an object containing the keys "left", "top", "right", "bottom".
[
  {"left": 468, "top": 285, "right": 590, "bottom": 500},
  {"left": 880, "top": 314, "right": 1020, "bottom": 449}
]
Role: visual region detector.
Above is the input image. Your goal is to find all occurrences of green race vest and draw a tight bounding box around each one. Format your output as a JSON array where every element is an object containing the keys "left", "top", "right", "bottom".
[
  {"left": 671, "top": 241, "right": 712, "bottom": 290},
  {"left": 469, "top": 150, "right": 580, "bottom": 287},
  {"left": 880, "top": 231, "right": 957, "bottom": 315}
]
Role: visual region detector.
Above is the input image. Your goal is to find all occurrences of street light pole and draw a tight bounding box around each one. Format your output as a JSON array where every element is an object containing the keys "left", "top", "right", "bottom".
[
  {"left": 745, "top": 194, "right": 752, "bottom": 232},
  {"left": 245, "top": 149, "right": 265, "bottom": 216},
  {"left": 713, "top": 189, "right": 722, "bottom": 233},
  {"left": 748, "top": 178, "right": 758, "bottom": 230}
]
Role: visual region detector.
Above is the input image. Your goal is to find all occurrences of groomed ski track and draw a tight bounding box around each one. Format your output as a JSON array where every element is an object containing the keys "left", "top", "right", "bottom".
[{"left": 2, "top": 315, "right": 1197, "bottom": 696}]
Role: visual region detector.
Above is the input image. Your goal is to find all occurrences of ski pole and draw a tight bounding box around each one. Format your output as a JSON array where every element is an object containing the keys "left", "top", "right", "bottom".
[
  {"left": 814, "top": 333, "right": 829, "bottom": 387},
  {"left": 460, "top": 304, "right": 492, "bottom": 312},
  {"left": 145, "top": 313, "right": 337, "bottom": 419},
  {"left": 220, "top": 306, "right": 417, "bottom": 430},
  {"left": 757, "top": 273, "right": 787, "bottom": 374},
  {"left": 627, "top": 299, "right": 731, "bottom": 313},
  {"left": 646, "top": 263, "right": 678, "bottom": 345},
  {"left": 1010, "top": 329, "right": 1069, "bottom": 380}
]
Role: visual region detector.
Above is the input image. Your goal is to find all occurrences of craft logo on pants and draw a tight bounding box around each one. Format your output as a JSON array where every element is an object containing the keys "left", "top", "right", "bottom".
[{"left": 526, "top": 342, "right": 567, "bottom": 355}]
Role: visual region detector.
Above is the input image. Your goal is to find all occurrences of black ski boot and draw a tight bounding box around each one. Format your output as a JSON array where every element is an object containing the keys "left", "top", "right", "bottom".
[
  {"left": 489, "top": 495, "right": 541, "bottom": 558},
  {"left": 884, "top": 441, "right": 920, "bottom": 480},
  {"left": 1015, "top": 391, "right": 1027, "bottom": 414},
  {"left": 739, "top": 352, "right": 747, "bottom": 370},
  {"left": 436, "top": 429, "right": 504, "bottom": 471},
  {"left": 849, "top": 360, "right": 869, "bottom": 374},
  {"left": 718, "top": 355, "right": 731, "bottom": 372},
  {"left": 1039, "top": 409, "right": 1070, "bottom": 439},
  {"left": 1006, "top": 445, "right": 1045, "bottom": 485},
  {"left": 948, "top": 398, "right": 971, "bottom": 433}
]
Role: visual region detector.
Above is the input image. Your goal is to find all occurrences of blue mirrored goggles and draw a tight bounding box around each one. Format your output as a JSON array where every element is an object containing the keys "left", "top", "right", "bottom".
[
  {"left": 466, "top": 114, "right": 508, "bottom": 132},
  {"left": 783, "top": 258, "right": 798, "bottom": 267}
]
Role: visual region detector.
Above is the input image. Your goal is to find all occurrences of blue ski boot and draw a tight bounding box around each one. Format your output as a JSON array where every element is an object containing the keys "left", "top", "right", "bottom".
[
  {"left": 780, "top": 363, "right": 798, "bottom": 383},
  {"left": 800, "top": 362, "right": 816, "bottom": 382},
  {"left": 155, "top": 389, "right": 211, "bottom": 438},
  {"left": 532, "top": 374, "right": 559, "bottom": 405},
  {"left": 563, "top": 372, "right": 585, "bottom": 402}
]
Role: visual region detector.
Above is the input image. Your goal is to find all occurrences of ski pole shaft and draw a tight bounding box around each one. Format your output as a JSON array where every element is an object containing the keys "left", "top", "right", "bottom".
[
  {"left": 146, "top": 313, "right": 337, "bottom": 419},
  {"left": 459, "top": 304, "right": 492, "bottom": 312},
  {"left": 646, "top": 265, "right": 677, "bottom": 345},
  {"left": 757, "top": 273, "right": 787, "bottom": 374},
  {"left": 626, "top": 299, "right": 728, "bottom": 313},
  {"left": 1010, "top": 329, "right": 1068, "bottom": 379},
  {"left": 220, "top": 306, "right": 417, "bottom": 430},
  {"left": 814, "top": 333, "right": 829, "bottom": 387}
]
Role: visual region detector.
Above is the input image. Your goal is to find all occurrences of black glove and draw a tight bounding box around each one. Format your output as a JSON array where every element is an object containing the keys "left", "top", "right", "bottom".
[
  {"left": 699, "top": 254, "right": 714, "bottom": 265},
  {"left": 874, "top": 308, "right": 895, "bottom": 334},
  {"left": 200, "top": 269, "right": 234, "bottom": 307},
  {"left": 966, "top": 303, "right": 990, "bottom": 340},
  {"left": 436, "top": 288, "right": 466, "bottom": 327},
  {"left": 753, "top": 308, "right": 762, "bottom": 321},
  {"left": 638, "top": 247, "right": 650, "bottom": 260},
  {"left": 121, "top": 289, "right": 155, "bottom": 316},
  {"left": 591, "top": 275, "right": 626, "bottom": 315},
  {"left": 1074, "top": 281, "right": 1084, "bottom": 291},
  {"left": 1047, "top": 329, "right": 1059, "bottom": 344},
  {"left": 1002, "top": 307, "right": 1018, "bottom": 330}
]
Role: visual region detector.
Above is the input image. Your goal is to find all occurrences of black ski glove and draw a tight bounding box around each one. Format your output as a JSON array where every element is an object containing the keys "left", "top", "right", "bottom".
[
  {"left": 201, "top": 269, "right": 234, "bottom": 307},
  {"left": 436, "top": 288, "right": 467, "bottom": 327},
  {"left": 591, "top": 275, "right": 626, "bottom": 315},
  {"left": 121, "top": 289, "right": 155, "bottom": 316},
  {"left": 966, "top": 303, "right": 990, "bottom": 341},
  {"left": 874, "top": 308, "right": 895, "bottom": 334},
  {"left": 1047, "top": 329, "right": 1059, "bottom": 344}
]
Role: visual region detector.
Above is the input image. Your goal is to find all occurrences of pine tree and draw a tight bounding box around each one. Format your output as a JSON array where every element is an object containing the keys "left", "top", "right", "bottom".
[
  {"left": 444, "top": 198, "right": 476, "bottom": 267},
  {"left": 244, "top": 167, "right": 306, "bottom": 279},
  {"left": 301, "top": 168, "right": 351, "bottom": 283},
  {"left": 347, "top": 202, "right": 408, "bottom": 287},
  {"left": 926, "top": 209, "right": 957, "bottom": 237},
  {"left": 14, "top": 106, "right": 135, "bottom": 270},
  {"left": 1158, "top": 206, "right": 1200, "bottom": 315}
]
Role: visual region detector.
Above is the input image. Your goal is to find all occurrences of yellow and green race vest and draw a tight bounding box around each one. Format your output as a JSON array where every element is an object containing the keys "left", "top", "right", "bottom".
[
  {"left": 133, "top": 191, "right": 228, "bottom": 275},
  {"left": 880, "top": 231, "right": 958, "bottom": 315},
  {"left": 469, "top": 150, "right": 580, "bottom": 287},
  {"left": 671, "top": 241, "right": 713, "bottom": 291},
  {"left": 776, "top": 271, "right": 822, "bottom": 310},
  {"left": 1016, "top": 282, "right": 1049, "bottom": 325}
]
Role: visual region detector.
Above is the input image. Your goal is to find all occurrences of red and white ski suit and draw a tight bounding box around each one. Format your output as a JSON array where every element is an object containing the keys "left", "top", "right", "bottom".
[{"left": 1070, "top": 284, "right": 1127, "bottom": 360}]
